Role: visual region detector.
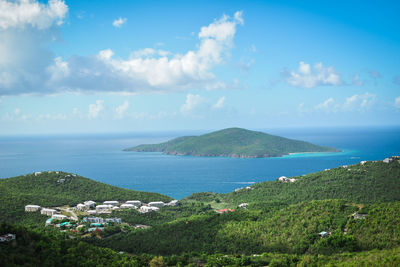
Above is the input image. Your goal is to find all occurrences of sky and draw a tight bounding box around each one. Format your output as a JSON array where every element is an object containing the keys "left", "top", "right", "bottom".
[{"left": 0, "top": 0, "right": 399, "bottom": 135}]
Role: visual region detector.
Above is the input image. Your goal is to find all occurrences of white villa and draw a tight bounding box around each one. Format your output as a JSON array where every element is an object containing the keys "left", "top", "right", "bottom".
[
  {"left": 96, "top": 205, "right": 113, "bottom": 213},
  {"left": 140, "top": 206, "right": 160, "bottom": 213},
  {"left": 238, "top": 203, "right": 248, "bottom": 208},
  {"left": 125, "top": 200, "right": 141, "bottom": 207},
  {"left": 167, "top": 200, "right": 178, "bottom": 206},
  {"left": 83, "top": 217, "right": 105, "bottom": 224},
  {"left": 120, "top": 203, "right": 136, "bottom": 209},
  {"left": 105, "top": 218, "right": 122, "bottom": 224},
  {"left": 87, "top": 210, "right": 97, "bottom": 215},
  {"left": 148, "top": 201, "right": 165, "bottom": 208},
  {"left": 41, "top": 208, "right": 57, "bottom": 216},
  {"left": 25, "top": 205, "right": 41, "bottom": 212},
  {"left": 77, "top": 203, "right": 87, "bottom": 210},
  {"left": 103, "top": 201, "right": 119, "bottom": 206},
  {"left": 84, "top": 200, "right": 96, "bottom": 208},
  {"left": 278, "top": 176, "right": 296, "bottom": 183},
  {"left": 52, "top": 214, "right": 67, "bottom": 220},
  {"left": 34, "top": 172, "right": 42, "bottom": 176}
]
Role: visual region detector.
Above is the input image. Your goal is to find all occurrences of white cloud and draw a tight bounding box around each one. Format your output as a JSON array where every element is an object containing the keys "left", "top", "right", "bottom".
[
  {"left": 315, "top": 97, "right": 338, "bottom": 113},
  {"left": 180, "top": 94, "right": 204, "bottom": 113},
  {"left": 112, "top": 17, "right": 127, "bottom": 28},
  {"left": 395, "top": 96, "right": 400, "bottom": 108},
  {"left": 115, "top": 100, "right": 130, "bottom": 118},
  {"left": 1, "top": 11, "right": 243, "bottom": 96},
  {"left": 285, "top": 61, "right": 342, "bottom": 88},
  {"left": 88, "top": 100, "right": 104, "bottom": 119},
  {"left": 343, "top": 93, "right": 376, "bottom": 111},
  {"left": 212, "top": 96, "right": 225, "bottom": 109},
  {"left": 351, "top": 73, "right": 363, "bottom": 86},
  {"left": 0, "top": 0, "right": 68, "bottom": 30}
]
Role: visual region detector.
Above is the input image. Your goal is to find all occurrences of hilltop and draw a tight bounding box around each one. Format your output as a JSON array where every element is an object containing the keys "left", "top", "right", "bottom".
[{"left": 124, "top": 127, "right": 339, "bottom": 158}]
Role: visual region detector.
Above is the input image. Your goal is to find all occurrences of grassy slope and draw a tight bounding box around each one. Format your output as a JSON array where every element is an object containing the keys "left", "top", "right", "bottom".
[
  {"left": 124, "top": 128, "right": 338, "bottom": 157},
  {"left": 0, "top": 171, "right": 172, "bottom": 225}
]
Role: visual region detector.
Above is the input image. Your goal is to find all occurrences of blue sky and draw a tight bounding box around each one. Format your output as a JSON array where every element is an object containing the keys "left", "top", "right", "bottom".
[{"left": 0, "top": 0, "right": 399, "bottom": 134}]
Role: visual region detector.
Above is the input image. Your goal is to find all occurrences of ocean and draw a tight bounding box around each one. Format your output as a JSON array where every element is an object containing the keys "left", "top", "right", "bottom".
[{"left": 0, "top": 126, "right": 399, "bottom": 199}]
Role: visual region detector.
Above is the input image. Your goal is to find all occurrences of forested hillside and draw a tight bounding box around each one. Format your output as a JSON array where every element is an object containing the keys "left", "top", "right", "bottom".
[{"left": 125, "top": 128, "right": 338, "bottom": 157}]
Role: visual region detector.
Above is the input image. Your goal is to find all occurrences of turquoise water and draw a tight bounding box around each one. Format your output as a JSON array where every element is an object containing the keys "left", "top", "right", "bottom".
[{"left": 0, "top": 126, "right": 399, "bottom": 199}]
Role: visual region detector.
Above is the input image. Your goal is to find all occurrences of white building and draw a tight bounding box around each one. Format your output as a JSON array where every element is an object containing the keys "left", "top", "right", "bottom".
[
  {"left": 96, "top": 205, "right": 113, "bottom": 213},
  {"left": 41, "top": 208, "right": 57, "bottom": 216},
  {"left": 84, "top": 200, "right": 96, "bottom": 208},
  {"left": 87, "top": 210, "right": 97, "bottom": 215},
  {"left": 238, "top": 203, "right": 248, "bottom": 208},
  {"left": 0, "top": 234, "right": 16, "bottom": 242},
  {"left": 125, "top": 200, "right": 141, "bottom": 206},
  {"left": 139, "top": 206, "right": 160, "bottom": 213},
  {"left": 76, "top": 204, "right": 87, "bottom": 211},
  {"left": 103, "top": 201, "right": 119, "bottom": 206},
  {"left": 360, "top": 161, "right": 367, "bottom": 165},
  {"left": 52, "top": 214, "right": 67, "bottom": 220},
  {"left": 25, "top": 205, "right": 41, "bottom": 212},
  {"left": 105, "top": 218, "right": 122, "bottom": 224},
  {"left": 278, "top": 176, "right": 296, "bottom": 183},
  {"left": 167, "top": 200, "right": 178, "bottom": 206},
  {"left": 383, "top": 157, "right": 393, "bottom": 163},
  {"left": 120, "top": 203, "right": 136, "bottom": 209},
  {"left": 83, "top": 217, "right": 104, "bottom": 224},
  {"left": 148, "top": 201, "right": 165, "bottom": 208},
  {"left": 34, "top": 172, "right": 42, "bottom": 176}
]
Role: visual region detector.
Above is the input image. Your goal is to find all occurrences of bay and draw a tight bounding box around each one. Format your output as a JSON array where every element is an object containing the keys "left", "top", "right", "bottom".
[{"left": 0, "top": 126, "right": 399, "bottom": 199}]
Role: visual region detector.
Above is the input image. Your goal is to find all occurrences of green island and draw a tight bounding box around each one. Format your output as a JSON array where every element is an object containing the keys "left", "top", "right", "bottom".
[
  {"left": 123, "top": 128, "right": 340, "bottom": 158},
  {"left": 1, "top": 156, "right": 400, "bottom": 266}
]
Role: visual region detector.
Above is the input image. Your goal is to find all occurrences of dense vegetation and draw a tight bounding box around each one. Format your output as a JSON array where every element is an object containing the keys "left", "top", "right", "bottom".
[
  {"left": 1, "top": 158, "right": 399, "bottom": 266},
  {"left": 185, "top": 159, "right": 400, "bottom": 208},
  {"left": 124, "top": 127, "right": 338, "bottom": 157},
  {"left": 0, "top": 171, "right": 172, "bottom": 225}
]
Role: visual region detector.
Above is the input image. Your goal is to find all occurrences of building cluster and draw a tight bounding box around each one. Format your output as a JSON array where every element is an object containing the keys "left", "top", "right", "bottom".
[
  {"left": 383, "top": 156, "right": 400, "bottom": 163},
  {"left": 277, "top": 176, "right": 296, "bottom": 183},
  {"left": 25, "top": 205, "right": 70, "bottom": 221},
  {"left": 74, "top": 199, "right": 178, "bottom": 214}
]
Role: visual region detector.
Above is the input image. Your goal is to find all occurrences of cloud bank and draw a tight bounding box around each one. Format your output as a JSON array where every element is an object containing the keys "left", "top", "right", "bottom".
[{"left": 0, "top": 4, "right": 243, "bottom": 96}]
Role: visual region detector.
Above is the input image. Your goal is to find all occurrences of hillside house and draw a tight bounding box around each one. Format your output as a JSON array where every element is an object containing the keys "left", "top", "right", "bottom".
[
  {"left": 96, "top": 205, "right": 113, "bottom": 213},
  {"left": 77, "top": 203, "right": 87, "bottom": 210},
  {"left": 0, "top": 234, "right": 16, "bottom": 242},
  {"left": 383, "top": 157, "right": 393, "bottom": 163},
  {"left": 353, "top": 213, "right": 368, "bottom": 220},
  {"left": 25, "top": 205, "right": 41, "bottom": 212},
  {"left": 217, "top": 209, "right": 235, "bottom": 214},
  {"left": 83, "top": 217, "right": 105, "bottom": 224},
  {"left": 148, "top": 201, "right": 165, "bottom": 208},
  {"left": 52, "top": 214, "right": 68, "bottom": 220},
  {"left": 360, "top": 161, "right": 367, "bottom": 165},
  {"left": 87, "top": 210, "right": 97, "bottom": 215},
  {"left": 139, "top": 206, "right": 160, "bottom": 213},
  {"left": 103, "top": 201, "right": 119, "bottom": 206},
  {"left": 318, "top": 231, "right": 330, "bottom": 238},
  {"left": 41, "top": 208, "right": 57, "bottom": 216},
  {"left": 125, "top": 200, "right": 141, "bottom": 206},
  {"left": 120, "top": 203, "right": 136, "bottom": 209},
  {"left": 278, "top": 176, "right": 296, "bottom": 183},
  {"left": 167, "top": 200, "right": 178, "bottom": 206},
  {"left": 238, "top": 203, "right": 248, "bottom": 208},
  {"left": 105, "top": 218, "right": 122, "bottom": 224},
  {"left": 84, "top": 200, "right": 96, "bottom": 208},
  {"left": 34, "top": 172, "right": 42, "bottom": 176}
]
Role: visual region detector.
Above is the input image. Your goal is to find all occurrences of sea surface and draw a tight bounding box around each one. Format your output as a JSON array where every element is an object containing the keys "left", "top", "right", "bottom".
[{"left": 0, "top": 126, "right": 399, "bottom": 199}]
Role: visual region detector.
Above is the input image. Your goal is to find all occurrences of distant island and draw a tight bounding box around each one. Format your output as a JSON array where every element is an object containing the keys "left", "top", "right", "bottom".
[{"left": 123, "top": 127, "right": 339, "bottom": 158}]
